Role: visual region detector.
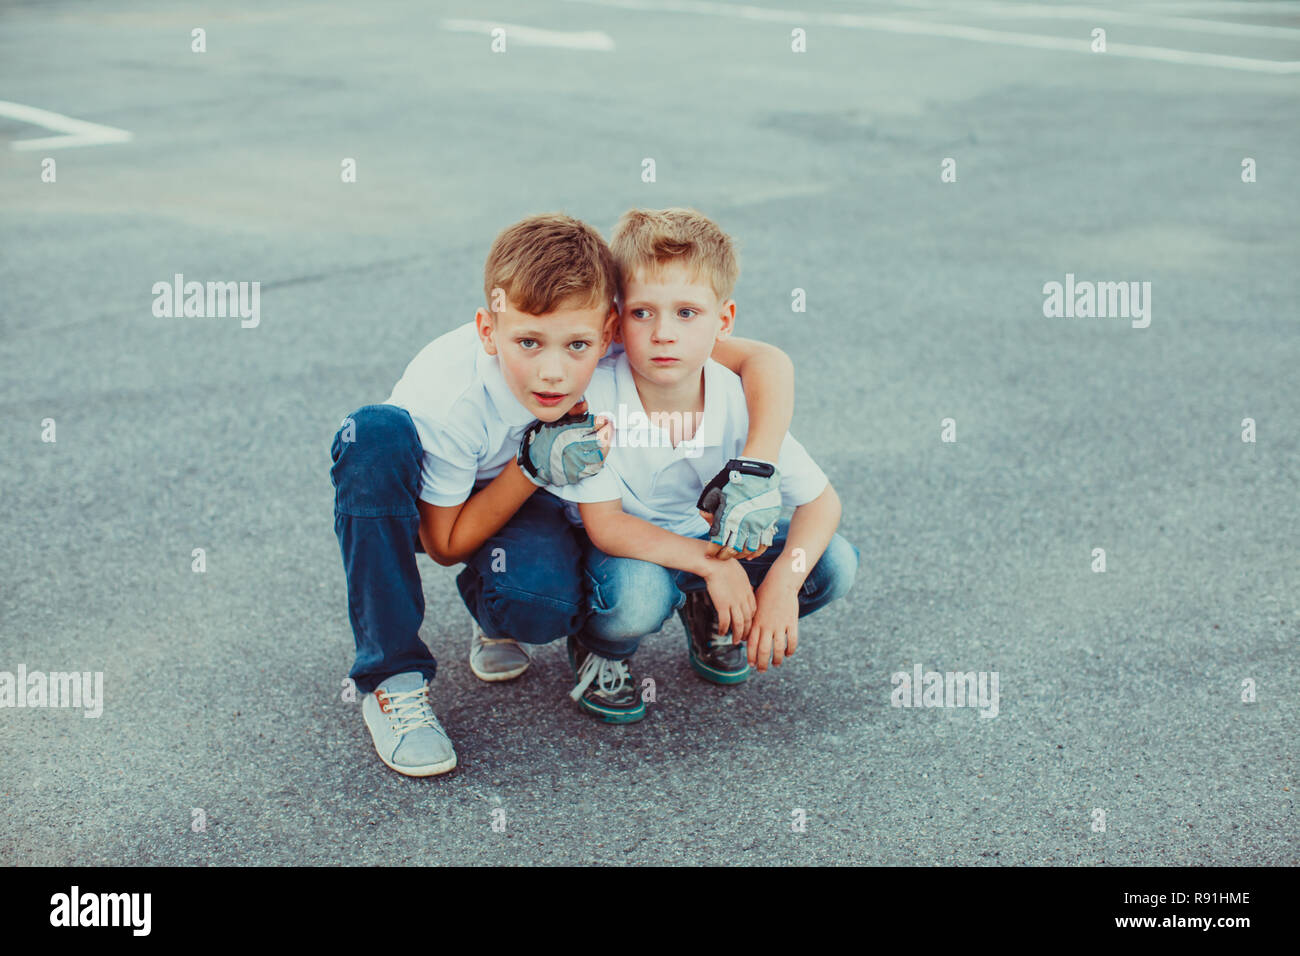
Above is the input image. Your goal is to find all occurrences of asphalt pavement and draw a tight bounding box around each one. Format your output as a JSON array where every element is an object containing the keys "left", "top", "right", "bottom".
[{"left": 0, "top": 0, "right": 1296, "bottom": 865}]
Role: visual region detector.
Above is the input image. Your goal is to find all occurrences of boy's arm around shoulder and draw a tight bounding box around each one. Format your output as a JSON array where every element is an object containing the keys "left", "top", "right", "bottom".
[{"left": 709, "top": 336, "right": 793, "bottom": 464}]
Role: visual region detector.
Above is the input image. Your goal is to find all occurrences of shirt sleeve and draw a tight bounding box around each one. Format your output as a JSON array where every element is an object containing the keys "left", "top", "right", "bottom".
[
  {"left": 546, "top": 462, "right": 622, "bottom": 504},
  {"left": 414, "top": 420, "right": 483, "bottom": 507},
  {"left": 776, "top": 433, "right": 828, "bottom": 507}
]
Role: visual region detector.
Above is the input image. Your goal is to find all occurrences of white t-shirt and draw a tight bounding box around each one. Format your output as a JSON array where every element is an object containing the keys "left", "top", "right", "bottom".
[
  {"left": 548, "top": 353, "right": 828, "bottom": 537},
  {"left": 384, "top": 322, "right": 624, "bottom": 507}
]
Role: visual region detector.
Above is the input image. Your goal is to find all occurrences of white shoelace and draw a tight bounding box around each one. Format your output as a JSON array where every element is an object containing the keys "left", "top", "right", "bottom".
[
  {"left": 569, "top": 651, "right": 631, "bottom": 702},
  {"left": 378, "top": 686, "right": 442, "bottom": 738}
]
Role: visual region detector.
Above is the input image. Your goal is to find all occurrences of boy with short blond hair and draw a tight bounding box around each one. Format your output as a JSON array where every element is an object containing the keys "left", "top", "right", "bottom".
[
  {"left": 329, "top": 212, "right": 800, "bottom": 772},
  {"left": 547, "top": 208, "right": 858, "bottom": 722}
]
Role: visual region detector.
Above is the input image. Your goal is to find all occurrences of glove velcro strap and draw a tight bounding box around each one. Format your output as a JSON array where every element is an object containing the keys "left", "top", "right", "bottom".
[
  {"left": 516, "top": 421, "right": 547, "bottom": 484},
  {"left": 695, "top": 458, "right": 777, "bottom": 511}
]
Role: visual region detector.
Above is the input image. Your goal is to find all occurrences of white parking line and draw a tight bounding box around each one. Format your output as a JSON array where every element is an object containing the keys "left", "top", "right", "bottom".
[
  {"left": 1026, "top": 0, "right": 1300, "bottom": 11},
  {"left": 0, "top": 101, "right": 133, "bottom": 150},
  {"left": 563, "top": 0, "right": 1300, "bottom": 73},
  {"left": 442, "top": 19, "right": 616, "bottom": 50},
  {"left": 911, "top": 1, "right": 1300, "bottom": 41}
]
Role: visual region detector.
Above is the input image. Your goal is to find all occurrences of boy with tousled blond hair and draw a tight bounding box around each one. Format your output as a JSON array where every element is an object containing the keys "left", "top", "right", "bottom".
[
  {"left": 329, "top": 212, "right": 799, "bottom": 771},
  {"left": 547, "top": 208, "right": 858, "bottom": 722}
]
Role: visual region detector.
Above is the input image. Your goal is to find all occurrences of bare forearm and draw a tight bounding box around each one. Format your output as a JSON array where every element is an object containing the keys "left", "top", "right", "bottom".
[
  {"left": 736, "top": 345, "right": 794, "bottom": 463},
  {"left": 425, "top": 459, "right": 537, "bottom": 564},
  {"left": 588, "top": 511, "right": 719, "bottom": 578},
  {"left": 710, "top": 337, "right": 794, "bottom": 463},
  {"left": 760, "top": 485, "right": 841, "bottom": 595}
]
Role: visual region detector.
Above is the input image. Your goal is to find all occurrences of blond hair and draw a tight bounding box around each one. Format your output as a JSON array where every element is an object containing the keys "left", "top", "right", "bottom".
[
  {"left": 483, "top": 213, "right": 620, "bottom": 315},
  {"left": 609, "top": 208, "right": 740, "bottom": 304}
]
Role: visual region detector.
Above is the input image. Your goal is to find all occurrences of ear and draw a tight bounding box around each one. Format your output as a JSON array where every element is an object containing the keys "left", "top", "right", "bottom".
[
  {"left": 474, "top": 308, "right": 498, "bottom": 356},
  {"left": 715, "top": 299, "right": 737, "bottom": 341},
  {"left": 605, "top": 306, "right": 621, "bottom": 347}
]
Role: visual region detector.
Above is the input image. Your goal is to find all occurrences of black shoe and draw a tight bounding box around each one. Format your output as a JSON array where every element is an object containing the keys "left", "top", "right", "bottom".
[
  {"left": 678, "top": 591, "right": 751, "bottom": 685},
  {"left": 567, "top": 637, "right": 646, "bottom": 723}
]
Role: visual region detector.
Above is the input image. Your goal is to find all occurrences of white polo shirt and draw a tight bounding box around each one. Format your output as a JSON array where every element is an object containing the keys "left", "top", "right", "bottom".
[
  {"left": 548, "top": 353, "right": 828, "bottom": 537},
  {"left": 384, "top": 322, "right": 624, "bottom": 507},
  {"left": 382, "top": 322, "right": 535, "bottom": 506}
]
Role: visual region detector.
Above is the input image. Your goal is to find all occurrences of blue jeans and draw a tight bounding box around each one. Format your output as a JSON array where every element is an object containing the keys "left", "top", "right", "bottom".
[
  {"left": 575, "top": 522, "right": 860, "bottom": 659},
  {"left": 330, "top": 404, "right": 585, "bottom": 692}
]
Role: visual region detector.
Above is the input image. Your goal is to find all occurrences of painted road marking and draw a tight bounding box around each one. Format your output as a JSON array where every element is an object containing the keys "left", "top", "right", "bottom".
[
  {"left": 0, "top": 101, "right": 133, "bottom": 150},
  {"left": 901, "top": 1, "right": 1300, "bottom": 41},
  {"left": 564, "top": 0, "right": 1300, "bottom": 73},
  {"left": 442, "top": 19, "right": 616, "bottom": 51}
]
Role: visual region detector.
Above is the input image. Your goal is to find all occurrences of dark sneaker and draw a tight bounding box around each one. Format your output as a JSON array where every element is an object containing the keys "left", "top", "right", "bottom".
[
  {"left": 567, "top": 636, "right": 646, "bottom": 723},
  {"left": 678, "top": 591, "right": 751, "bottom": 685}
]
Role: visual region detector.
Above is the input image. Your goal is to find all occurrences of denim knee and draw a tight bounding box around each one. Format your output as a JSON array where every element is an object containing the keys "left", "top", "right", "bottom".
[
  {"left": 330, "top": 404, "right": 422, "bottom": 517},
  {"left": 585, "top": 557, "right": 681, "bottom": 642},
  {"left": 799, "top": 534, "right": 858, "bottom": 611},
  {"left": 477, "top": 582, "right": 585, "bottom": 644}
]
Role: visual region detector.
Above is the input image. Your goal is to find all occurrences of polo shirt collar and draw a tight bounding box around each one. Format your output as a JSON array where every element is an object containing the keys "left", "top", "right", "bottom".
[
  {"left": 614, "top": 352, "right": 643, "bottom": 416},
  {"left": 615, "top": 354, "right": 725, "bottom": 451}
]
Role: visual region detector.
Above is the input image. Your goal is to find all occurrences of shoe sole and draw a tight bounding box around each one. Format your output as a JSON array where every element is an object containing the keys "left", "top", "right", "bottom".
[
  {"left": 374, "top": 749, "right": 458, "bottom": 777},
  {"left": 686, "top": 637, "right": 752, "bottom": 685},
  {"left": 469, "top": 656, "right": 531, "bottom": 682},
  {"left": 567, "top": 642, "right": 646, "bottom": 723},
  {"left": 576, "top": 696, "right": 646, "bottom": 723},
  {"left": 363, "top": 710, "right": 458, "bottom": 777}
]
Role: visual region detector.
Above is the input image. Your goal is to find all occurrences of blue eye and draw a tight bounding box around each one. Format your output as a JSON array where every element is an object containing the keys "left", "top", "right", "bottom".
[
  {"left": 518, "top": 338, "right": 538, "bottom": 349},
  {"left": 569, "top": 341, "right": 590, "bottom": 352},
  {"left": 631, "top": 309, "right": 651, "bottom": 320},
  {"left": 678, "top": 309, "right": 697, "bottom": 319}
]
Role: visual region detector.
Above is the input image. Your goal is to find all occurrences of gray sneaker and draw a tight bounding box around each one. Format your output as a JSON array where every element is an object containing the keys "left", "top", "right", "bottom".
[
  {"left": 361, "top": 671, "right": 457, "bottom": 777},
  {"left": 469, "top": 620, "right": 533, "bottom": 682}
]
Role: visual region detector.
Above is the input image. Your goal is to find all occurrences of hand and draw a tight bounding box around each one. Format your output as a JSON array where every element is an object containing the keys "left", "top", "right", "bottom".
[
  {"left": 697, "top": 459, "right": 781, "bottom": 560},
  {"left": 699, "top": 509, "right": 769, "bottom": 561},
  {"left": 745, "top": 583, "right": 799, "bottom": 672},
  {"left": 517, "top": 400, "right": 612, "bottom": 486},
  {"left": 701, "top": 557, "right": 757, "bottom": 644}
]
